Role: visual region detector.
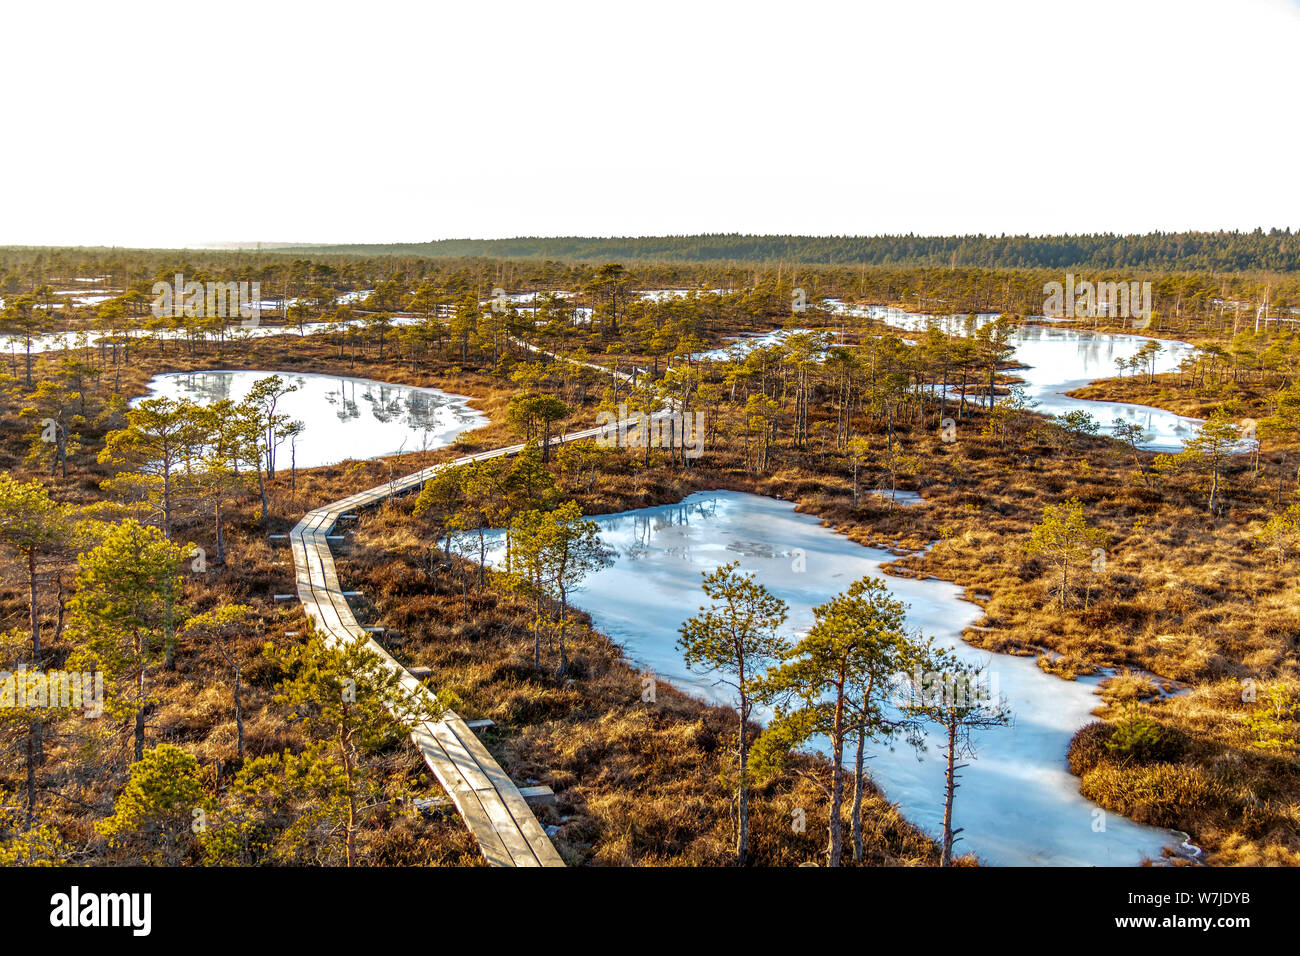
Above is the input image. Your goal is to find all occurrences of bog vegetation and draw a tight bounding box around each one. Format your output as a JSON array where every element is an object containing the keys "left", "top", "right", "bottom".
[{"left": 1, "top": 240, "right": 1297, "bottom": 867}]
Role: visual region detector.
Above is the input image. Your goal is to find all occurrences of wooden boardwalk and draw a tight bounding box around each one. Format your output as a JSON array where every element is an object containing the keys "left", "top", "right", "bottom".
[{"left": 288, "top": 344, "right": 660, "bottom": 867}]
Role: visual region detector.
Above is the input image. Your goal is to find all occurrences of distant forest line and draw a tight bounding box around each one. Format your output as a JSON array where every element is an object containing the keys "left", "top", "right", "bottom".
[
  {"left": 269, "top": 232, "right": 1300, "bottom": 273},
  {"left": 6, "top": 241, "right": 1300, "bottom": 320}
]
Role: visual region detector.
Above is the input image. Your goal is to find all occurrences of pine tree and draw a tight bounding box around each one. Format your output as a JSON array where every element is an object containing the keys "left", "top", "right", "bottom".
[
  {"left": 181, "top": 605, "right": 256, "bottom": 759},
  {"left": 678, "top": 561, "right": 789, "bottom": 865},
  {"left": 0, "top": 475, "right": 76, "bottom": 817},
  {"left": 1023, "top": 497, "right": 1109, "bottom": 610},
  {"left": 264, "top": 631, "right": 445, "bottom": 866},
  {"left": 903, "top": 653, "right": 1011, "bottom": 866},
  {"left": 99, "top": 397, "right": 205, "bottom": 538},
  {"left": 68, "top": 519, "right": 189, "bottom": 761},
  {"left": 97, "top": 743, "right": 209, "bottom": 865},
  {"left": 0, "top": 474, "right": 73, "bottom": 665},
  {"left": 509, "top": 501, "right": 613, "bottom": 676},
  {"left": 753, "top": 577, "right": 919, "bottom": 865},
  {"left": 1154, "top": 408, "right": 1246, "bottom": 513}
]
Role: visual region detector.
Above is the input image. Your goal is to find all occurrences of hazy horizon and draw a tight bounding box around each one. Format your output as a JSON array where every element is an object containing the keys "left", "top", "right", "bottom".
[{"left": 7, "top": 226, "right": 1300, "bottom": 257}]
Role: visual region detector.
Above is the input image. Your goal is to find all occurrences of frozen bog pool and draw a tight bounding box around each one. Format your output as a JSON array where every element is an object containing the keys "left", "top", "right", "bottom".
[
  {"left": 867, "top": 489, "right": 924, "bottom": 506},
  {"left": 484, "top": 490, "right": 1175, "bottom": 866},
  {"left": 826, "top": 301, "right": 1204, "bottom": 451},
  {"left": 1, "top": 297, "right": 399, "bottom": 356},
  {"left": 639, "top": 288, "right": 734, "bottom": 302},
  {"left": 140, "top": 369, "right": 487, "bottom": 467},
  {"left": 691, "top": 328, "right": 792, "bottom": 361},
  {"left": 1003, "top": 324, "right": 1204, "bottom": 451}
]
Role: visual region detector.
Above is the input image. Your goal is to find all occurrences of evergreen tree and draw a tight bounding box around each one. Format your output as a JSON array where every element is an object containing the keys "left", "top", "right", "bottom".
[{"left": 678, "top": 561, "right": 789, "bottom": 865}]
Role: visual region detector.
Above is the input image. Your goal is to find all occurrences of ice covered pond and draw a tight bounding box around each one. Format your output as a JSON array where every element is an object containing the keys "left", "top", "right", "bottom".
[
  {"left": 1, "top": 303, "right": 403, "bottom": 357},
  {"left": 828, "top": 302, "right": 1205, "bottom": 451},
  {"left": 692, "top": 328, "right": 793, "bottom": 361},
  {"left": 485, "top": 490, "right": 1176, "bottom": 866},
  {"left": 688, "top": 303, "right": 1203, "bottom": 450},
  {"left": 140, "top": 370, "right": 487, "bottom": 467},
  {"left": 1001, "top": 324, "right": 1204, "bottom": 452}
]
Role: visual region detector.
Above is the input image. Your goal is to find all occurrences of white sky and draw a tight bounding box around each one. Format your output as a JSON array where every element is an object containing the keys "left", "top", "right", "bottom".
[{"left": 1, "top": 0, "right": 1297, "bottom": 247}]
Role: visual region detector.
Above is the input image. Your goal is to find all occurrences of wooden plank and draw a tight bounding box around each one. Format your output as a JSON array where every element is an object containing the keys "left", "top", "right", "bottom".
[
  {"left": 440, "top": 719, "right": 563, "bottom": 865},
  {"left": 518, "top": 785, "right": 557, "bottom": 807},
  {"left": 282, "top": 386, "right": 642, "bottom": 868},
  {"left": 440, "top": 781, "right": 514, "bottom": 868},
  {"left": 481, "top": 795, "right": 544, "bottom": 867}
]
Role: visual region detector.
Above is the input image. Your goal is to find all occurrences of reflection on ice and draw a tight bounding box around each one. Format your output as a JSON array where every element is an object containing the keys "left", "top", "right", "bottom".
[
  {"left": 827, "top": 301, "right": 1204, "bottom": 450},
  {"left": 2, "top": 310, "right": 422, "bottom": 357},
  {"left": 139, "top": 369, "right": 487, "bottom": 467}
]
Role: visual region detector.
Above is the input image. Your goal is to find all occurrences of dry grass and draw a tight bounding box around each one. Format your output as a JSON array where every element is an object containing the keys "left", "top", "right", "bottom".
[
  {"left": 1067, "top": 679, "right": 1300, "bottom": 865},
  {"left": 1070, "top": 372, "right": 1283, "bottom": 425}
]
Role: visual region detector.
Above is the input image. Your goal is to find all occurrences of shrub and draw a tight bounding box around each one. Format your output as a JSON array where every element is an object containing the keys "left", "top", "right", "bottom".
[
  {"left": 1068, "top": 721, "right": 1115, "bottom": 776},
  {"left": 1105, "top": 702, "right": 1186, "bottom": 763},
  {"left": 1080, "top": 763, "right": 1229, "bottom": 827}
]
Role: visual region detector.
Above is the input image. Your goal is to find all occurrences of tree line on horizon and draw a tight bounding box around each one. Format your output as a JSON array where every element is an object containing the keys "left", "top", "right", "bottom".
[{"left": 277, "top": 230, "right": 1300, "bottom": 273}]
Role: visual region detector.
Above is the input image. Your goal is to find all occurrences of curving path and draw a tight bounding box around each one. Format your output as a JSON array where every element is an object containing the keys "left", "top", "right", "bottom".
[{"left": 289, "top": 342, "right": 664, "bottom": 866}]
